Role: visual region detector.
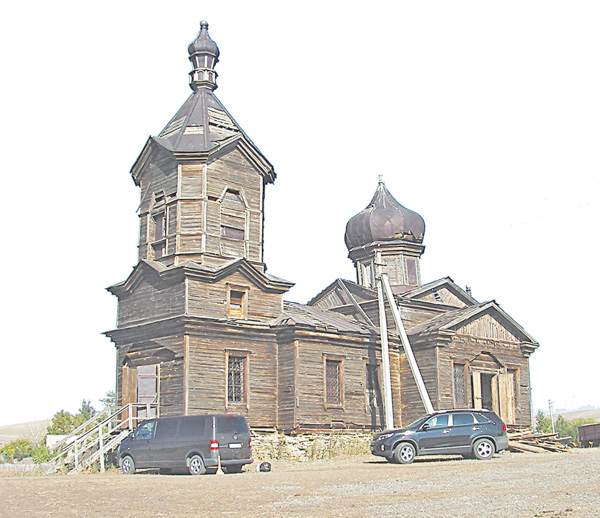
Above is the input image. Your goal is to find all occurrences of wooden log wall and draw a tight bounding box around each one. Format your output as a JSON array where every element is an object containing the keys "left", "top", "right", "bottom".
[
  {"left": 115, "top": 333, "right": 185, "bottom": 417},
  {"left": 187, "top": 270, "right": 283, "bottom": 321},
  {"left": 117, "top": 276, "right": 185, "bottom": 328},
  {"left": 288, "top": 332, "right": 396, "bottom": 432},
  {"left": 399, "top": 345, "right": 436, "bottom": 425},
  {"left": 186, "top": 323, "right": 279, "bottom": 428}
]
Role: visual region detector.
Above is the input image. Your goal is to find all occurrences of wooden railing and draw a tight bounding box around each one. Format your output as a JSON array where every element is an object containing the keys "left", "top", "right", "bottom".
[{"left": 47, "top": 403, "right": 158, "bottom": 474}]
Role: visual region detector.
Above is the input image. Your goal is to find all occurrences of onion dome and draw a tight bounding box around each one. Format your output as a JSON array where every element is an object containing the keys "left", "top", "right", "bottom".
[
  {"left": 345, "top": 177, "right": 425, "bottom": 251},
  {"left": 188, "top": 21, "right": 220, "bottom": 91}
]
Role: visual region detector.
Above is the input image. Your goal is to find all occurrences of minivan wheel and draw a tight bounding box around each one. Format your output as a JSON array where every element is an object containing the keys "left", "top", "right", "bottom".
[
  {"left": 473, "top": 438, "right": 495, "bottom": 460},
  {"left": 394, "top": 442, "right": 416, "bottom": 464},
  {"left": 187, "top": 455, "right": 206, "bottom": 475},
  {"left": 121, "top": 455, "right": 136, "bottom": 475}
]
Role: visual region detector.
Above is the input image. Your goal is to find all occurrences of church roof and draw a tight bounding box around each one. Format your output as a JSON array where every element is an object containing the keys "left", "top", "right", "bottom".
[
  {"left": 107, "top": 258, "right": 294, "bottom": 298},
  {"left": 276, "top": 301, "right": 377, "bottom": 335},
  {"left": 130, "top": 21, "right": 275, "bottom": 184},
  {"left": 345, "top": 177, "right": 425, "bottom": 251},
  {"left": 154, "top": 90, "right": 250, "bottom": 154}
]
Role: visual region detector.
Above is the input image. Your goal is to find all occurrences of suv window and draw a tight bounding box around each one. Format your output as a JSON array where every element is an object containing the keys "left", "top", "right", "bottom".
[
  {"left": 474, "top": 413, "right": 493, "bottom": 424},
  {"left": 452, "top": 413, "right": 475, "bottom": 426},
  {"left": 425, "top": 414, "right": 449, "bottom": 428}
]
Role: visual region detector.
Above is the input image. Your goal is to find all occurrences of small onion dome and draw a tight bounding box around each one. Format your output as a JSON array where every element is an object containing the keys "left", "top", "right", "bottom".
[
  {"left": 188, "top": 21, "right": 220, "bottom": 58},
  {"left": 345, "top": 178, "right": 425, "bottom": 251}
]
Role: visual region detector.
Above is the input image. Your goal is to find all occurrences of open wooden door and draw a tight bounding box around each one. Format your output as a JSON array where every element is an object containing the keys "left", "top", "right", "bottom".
[
  {"left": 498, "top": 372, "right": 516, "bottom": 425},
  {"left": 472, "top": 372, "right": 482, "bottom": 409},
  {"left": 121, "top": 365, "right": 138, "bottom": 425}
]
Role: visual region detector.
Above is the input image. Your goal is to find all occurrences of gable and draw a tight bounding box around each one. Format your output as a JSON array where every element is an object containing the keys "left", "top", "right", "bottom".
[
  {"left": 454, "top": 312, "right": 520, "bottom": 344},
  {"left": 308, "top": 279, "right": 376, "bottom": 309},
  {"left": 414, "top": 287, "right": 469, "bottom": 308},
  {"left": 401, "top": 277, "right": 476, "bottom": 308}
]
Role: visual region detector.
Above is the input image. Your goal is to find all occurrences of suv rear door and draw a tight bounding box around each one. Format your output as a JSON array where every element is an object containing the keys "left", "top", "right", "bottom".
[{"left": 447, "top": 412, "right": 478, "bottom": 453}]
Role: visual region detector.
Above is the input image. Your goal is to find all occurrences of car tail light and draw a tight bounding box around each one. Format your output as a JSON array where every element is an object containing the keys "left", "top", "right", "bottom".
[
  {"left": 248, "top": 438, "right": 252, "bottom": 450},
  {"left": 210, "top": 440, "right": 219, "bottom": 451},
  {"left": 502, "top": 424, "right": 507, "bottom": 432}
]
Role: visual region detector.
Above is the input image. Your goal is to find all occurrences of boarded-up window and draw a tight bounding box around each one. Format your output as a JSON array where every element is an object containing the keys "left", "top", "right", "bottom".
[
  {"left": 222, "top": 189, "right": 245, "bottom": 210},
  {"left": 453, "top": 363, "right": 467, "bottom": 407},
  {"left": 228, "top": 356, "right": 246, "bottom": 403},
  {"left": 152, "top": 211, "right": 166, "bottom": 259},
  {"left": 154, "top": 212, "right": 165, "bottom": 240},
  {"left": 326, "top": 359, "right": 342, "bottom": 406},
  {"left": 406, "top": 258, "right": 418, "bottom": 285}
]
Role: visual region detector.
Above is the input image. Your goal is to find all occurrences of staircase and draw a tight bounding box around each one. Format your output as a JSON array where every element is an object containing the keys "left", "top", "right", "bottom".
[{"left": 47, "top": 403, "right": 158, "bottom": 474}]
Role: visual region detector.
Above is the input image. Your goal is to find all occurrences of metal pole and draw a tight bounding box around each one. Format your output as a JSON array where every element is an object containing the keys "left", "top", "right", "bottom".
[
  {"left": 380, "top": 271, "right": 434, "bottom": 415},
  {"left": 375, "top": 251, "right": 394, "bottom": 430},
  {"left": 548, "top": 400, "right": 556, "bottom": 434}
]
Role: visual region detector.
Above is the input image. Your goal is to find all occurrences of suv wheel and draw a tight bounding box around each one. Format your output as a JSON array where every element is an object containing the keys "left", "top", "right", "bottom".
[
  {"left": 394, "top": 442, "right": 416, "bottom": 464},
  {"left": 473, "top": 438, "right": 495, "bottom": 460}
]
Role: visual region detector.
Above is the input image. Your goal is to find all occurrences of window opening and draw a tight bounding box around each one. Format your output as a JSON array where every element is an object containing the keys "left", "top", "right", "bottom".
[
  {"left": 326, "top": 359, "right": 342, "bottom": 406},
  {"left": 137, "top": 364, "right": 159, "bottom": 418},
  {"left": 221, "top": 226, "right": 245, "bottom": 241},
  {"left": 453, "top": 363, "right": 467, "bottom": 407},
  {"left": 228, "top": 356, "right": 246, "bottom": 403},
  {"left": 228, "top": 290, "right": 246, "bottom": 318}
]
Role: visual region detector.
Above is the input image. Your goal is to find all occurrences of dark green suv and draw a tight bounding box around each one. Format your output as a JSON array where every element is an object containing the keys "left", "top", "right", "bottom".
[{"left": 370, "top": 409, "right": 508, "bottom": 464}]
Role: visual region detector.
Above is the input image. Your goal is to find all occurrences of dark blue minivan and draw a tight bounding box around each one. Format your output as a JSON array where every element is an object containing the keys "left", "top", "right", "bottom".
[{"left": 117, "top": 414, "right": 252, "bottom": 475}]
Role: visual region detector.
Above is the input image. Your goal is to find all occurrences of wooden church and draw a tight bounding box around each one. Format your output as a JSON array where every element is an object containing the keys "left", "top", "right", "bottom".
[{"left": 105, "top": 22, "right": 539, "bottom": 431}]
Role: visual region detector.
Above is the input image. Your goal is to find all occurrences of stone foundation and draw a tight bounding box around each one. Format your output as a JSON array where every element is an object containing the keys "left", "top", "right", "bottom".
[{"left": 250, "top": 430, "right": 374, "bottom": 462}]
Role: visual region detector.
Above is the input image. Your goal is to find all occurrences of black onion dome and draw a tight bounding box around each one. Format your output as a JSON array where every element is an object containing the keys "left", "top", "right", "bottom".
[
  {"left": 345, "top": 179, "right": 425, "bottom": 251},
  {"left": 188, "top": 21, "right": 220, "bottom": 58}
]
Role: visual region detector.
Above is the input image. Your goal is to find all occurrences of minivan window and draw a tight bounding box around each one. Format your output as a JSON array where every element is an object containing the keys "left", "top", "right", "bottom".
[
  {"left": 216, "top": 416, "right": 248, "bottom": 434},
  {"left": 155, "top": 419, "right": 179, "bottom": 439},
  {"left": 134, "top": 421, "right": 155, "bottom": 440},
  {"left": 179, "top": 416, "right": 208, "bottom": 437}
]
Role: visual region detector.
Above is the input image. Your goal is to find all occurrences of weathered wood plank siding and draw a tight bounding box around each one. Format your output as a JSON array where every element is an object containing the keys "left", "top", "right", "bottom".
[
  {"left": 291, "top": 334, "right": 391, "bottom": 430},
  {"left": 399, "top": 345, "right": 437, "bottom": 425},
  {"left": 186, "top": 324, "right": 279, "bottom": 428},
  {"left": 276, "top": 333, "right": 297, "bottom": 430},
  {"left": 187, "top": 273, "right": 282, "bottom": 321},
  {"left": 115, "top": 334, "right": 185, "bottom": 417},
  {"left": 117, "top": 278, "right": 185, "bottom": 327}
]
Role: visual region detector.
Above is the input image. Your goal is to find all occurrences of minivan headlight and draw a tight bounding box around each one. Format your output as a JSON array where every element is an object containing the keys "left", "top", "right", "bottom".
[{"left": 377, "top": 432, "right": 395, "bottom": 441}]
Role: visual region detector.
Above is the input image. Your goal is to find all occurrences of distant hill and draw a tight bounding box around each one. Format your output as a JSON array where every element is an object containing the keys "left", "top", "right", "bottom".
[
  {"left": 0, "top": 420, "right": 51, "bottom": 446},
  {"left": 557, "top": 408, "right": 600, "bottom": 422}
]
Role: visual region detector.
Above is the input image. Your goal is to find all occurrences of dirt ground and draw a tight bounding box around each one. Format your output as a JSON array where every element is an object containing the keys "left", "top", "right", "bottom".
[{"left": 1, "top": 448, "right": 598, "bottom": 518}]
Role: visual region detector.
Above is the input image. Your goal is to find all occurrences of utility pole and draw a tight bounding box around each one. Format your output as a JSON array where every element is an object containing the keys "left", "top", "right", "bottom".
[
  {"left": 548, "top": 400, "right": 556, "bottom": 434},
  {"left": 375, "top": 251, "right": 394, "bottom": 430}
]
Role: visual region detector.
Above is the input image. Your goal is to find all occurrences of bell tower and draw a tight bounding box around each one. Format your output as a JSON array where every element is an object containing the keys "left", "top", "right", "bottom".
[
  {"left": 131, "top": 21, "right": 274, "bottom": 272},
  {"left": 344, "top": 177, "right": 426, "bottom": 294}
]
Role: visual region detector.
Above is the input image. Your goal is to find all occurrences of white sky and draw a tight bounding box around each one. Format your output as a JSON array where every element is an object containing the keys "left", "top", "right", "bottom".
[{"left": 1, "top": 1, "right": 598, "bottom": 426}]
